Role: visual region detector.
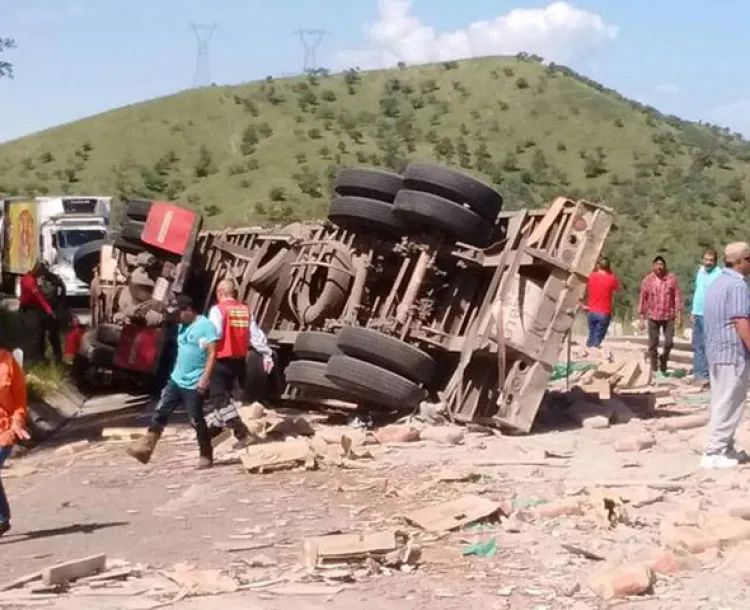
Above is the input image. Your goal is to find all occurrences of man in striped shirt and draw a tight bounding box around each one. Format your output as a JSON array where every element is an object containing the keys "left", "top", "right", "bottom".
[
  {"left": 700, "top": 242, "right": 750, "bottom": 469},
  {"left": 638, "top": 256, "right": 683, "bottom": 373}
]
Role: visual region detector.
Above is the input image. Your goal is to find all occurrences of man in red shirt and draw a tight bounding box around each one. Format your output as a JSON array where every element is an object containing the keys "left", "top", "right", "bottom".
[
  {"left": 18, "top": 262, "right": 58, "bottom": 365},
  {"left": 583, "top": 257, "right": 620, "bottom": 348},
  {"left": 638, "top": 255, "right": 684, "bottom": 373}
]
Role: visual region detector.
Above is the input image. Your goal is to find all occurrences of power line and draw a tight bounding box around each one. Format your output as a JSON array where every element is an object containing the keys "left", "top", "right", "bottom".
[
  {"left": 191, "top": 22, "right": 218, "bottom": 87},
  {"left": 294, "top": 28, "right": 330, "bottom": 73}
]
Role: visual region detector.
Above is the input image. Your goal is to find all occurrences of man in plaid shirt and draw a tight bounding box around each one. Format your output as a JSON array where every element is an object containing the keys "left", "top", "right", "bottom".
[{"left": 638, "top": 255, "right": 684, "bottom": 373}]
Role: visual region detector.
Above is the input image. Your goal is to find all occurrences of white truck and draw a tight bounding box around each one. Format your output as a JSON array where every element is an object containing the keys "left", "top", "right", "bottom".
[{"left": 1, "top": 196, "right": 111, "bottom": 300}]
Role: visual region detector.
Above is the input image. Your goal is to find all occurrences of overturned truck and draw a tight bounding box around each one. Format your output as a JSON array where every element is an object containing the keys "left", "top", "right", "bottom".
[{"left": 76, "top": 163, "right": 613, "bottom": 433}]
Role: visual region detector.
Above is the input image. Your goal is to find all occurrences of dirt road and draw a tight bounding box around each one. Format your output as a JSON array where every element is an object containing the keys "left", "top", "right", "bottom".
[{"left": 2, "top": 387, "right": 750, "bottom": 610}]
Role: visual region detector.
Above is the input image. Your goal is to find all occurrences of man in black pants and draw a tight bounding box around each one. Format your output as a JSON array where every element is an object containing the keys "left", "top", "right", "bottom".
[
  {"left": 207, "top": 279, "right": 274, "bottom": 448},
  {"left": 638, "top": 256, "right": 684, "bottom": 373}
]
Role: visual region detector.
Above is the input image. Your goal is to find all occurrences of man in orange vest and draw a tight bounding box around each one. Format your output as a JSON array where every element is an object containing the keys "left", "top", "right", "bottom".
[{"left": 206, "top": 279, "right": 274, "bottom": 448}]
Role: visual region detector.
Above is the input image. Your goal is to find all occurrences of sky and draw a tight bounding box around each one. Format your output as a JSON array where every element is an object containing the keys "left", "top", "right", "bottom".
[{"left": 1, "top": 0, "right": 749, "bottom": 143}]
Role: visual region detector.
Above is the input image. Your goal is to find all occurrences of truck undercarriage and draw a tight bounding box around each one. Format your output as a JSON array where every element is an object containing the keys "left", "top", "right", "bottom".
[{"left": 78, "top": 164, "right": 613, "bottom": 432}]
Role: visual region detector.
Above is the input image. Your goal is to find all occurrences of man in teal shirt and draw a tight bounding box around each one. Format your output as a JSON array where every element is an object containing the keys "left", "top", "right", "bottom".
[
  {"left": 691, "top": 248, "right": 722, "bottom": 385},
  {"left": 126, "top": 296, "right": 218, "bottom": 469}
]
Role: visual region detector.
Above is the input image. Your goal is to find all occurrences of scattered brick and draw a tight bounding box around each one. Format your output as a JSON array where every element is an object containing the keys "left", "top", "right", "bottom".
[
  {"left": 588, "top": 563, "right": 655, "bottom": 600},
  {"left": 661, "top": 522, "right": 717, "bottom": 554},
  {"left": 530, "top": 498, "right": 583, "bottom": 519}
]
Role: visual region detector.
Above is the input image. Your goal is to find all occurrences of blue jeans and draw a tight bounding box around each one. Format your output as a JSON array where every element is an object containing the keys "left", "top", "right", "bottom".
[
  {"left": 149, "top": 379, "right": 212, "bottom": 458},
  {"left": 692, "top": 315, "right": 709, "bottom": 379},
  {"left": 587, "top": 312, "right": 611, "bottom": 348},
  {"left": 0, "top": 445, "right": 12, "bottom": 524}
]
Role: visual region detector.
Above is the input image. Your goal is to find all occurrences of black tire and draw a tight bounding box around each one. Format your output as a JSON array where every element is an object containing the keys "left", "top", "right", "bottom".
[
  {"left": 403, "top": 162, "right": 503, "bottom": 222},
  {"left": 328, "top": 196, "right": 406, "bottom": 237},
  {"left": 285, "top": 360, "right": 355, "bottom": 401},
  {"left": 73, "top": 239, "right": 106, "bottom": 285},
  {"left": 95, "top": 323, "right": 122, "bottom": 347},
  {"left": 336, "top": 327, "right": 435, "bottom": 384},
  {"left": 293, "top": 331, "right": 339, "bottom": 362},
  {"left": 125, "top": 199, "right": 153, "bottom": 222},
  {"left": 334, "top": 168, "right": 403, "bottom": 203},
  {"left": 120, "top": 219, "right": 146, "bottom": 242},
  {"left": 113, "top": 234, "right": 145, "bottom": 255},
  {"left": 393, "top": 189, "right": 493, "bottom": 248},
  {"left": 325, "top": 355, "right": 426, "bottom": 409}
]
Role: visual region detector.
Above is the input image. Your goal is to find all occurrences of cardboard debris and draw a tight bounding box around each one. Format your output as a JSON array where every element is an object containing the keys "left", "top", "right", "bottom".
[
  {"left": 302, "top": 530, "right": 403, "bottom": 568},
  {"left": 404, "top": 495, "right": 505, "bottom": 532},
  {"left": 240, "top": 439, "right": 316, "bottom": 473}
]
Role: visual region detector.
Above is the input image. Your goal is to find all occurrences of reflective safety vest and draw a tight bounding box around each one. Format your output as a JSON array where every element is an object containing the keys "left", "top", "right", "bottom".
[{"left": 216, "top": 299, "right": 250, "bottom": 360}]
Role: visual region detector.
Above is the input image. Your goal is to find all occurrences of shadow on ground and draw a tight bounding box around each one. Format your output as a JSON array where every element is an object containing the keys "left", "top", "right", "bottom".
[{"left": 0, "top": 521, "right": 130, "bottom": 546}]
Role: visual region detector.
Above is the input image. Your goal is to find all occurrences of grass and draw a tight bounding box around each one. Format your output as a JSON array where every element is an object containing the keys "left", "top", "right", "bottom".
[
  {"left": 0, "top": 308, "right": 68, "bottom": 399},
  {"left": 1, "top": 54, "right": 749, "bottom": 312}
]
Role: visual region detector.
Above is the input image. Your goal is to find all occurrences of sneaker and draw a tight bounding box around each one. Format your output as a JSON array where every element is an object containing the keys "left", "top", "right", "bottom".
[
  {"left": 700, "top": 453, "right": 740, "bottom": 469},
  {"left": 0, "top": 522, "right": 10, "bottom": 537}
]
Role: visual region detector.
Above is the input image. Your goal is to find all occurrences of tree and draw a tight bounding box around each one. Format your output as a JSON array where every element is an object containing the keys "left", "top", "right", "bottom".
[
  {"left": 195, "top": 145, "right": 215, "bottom": 178},
  {"left": 1, "top": 38, "right": 15, "bottom": 78}
]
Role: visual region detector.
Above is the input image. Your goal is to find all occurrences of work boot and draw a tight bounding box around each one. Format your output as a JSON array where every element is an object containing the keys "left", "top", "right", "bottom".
[
  {"left": 126, "top": 430, "right": 162, "bottom": 464},
  {"left": 0, "top": 522, "right": 10, "bottom": 537},
  {"left": 195, "top": 425, "right": 214, "bottom": 470}
]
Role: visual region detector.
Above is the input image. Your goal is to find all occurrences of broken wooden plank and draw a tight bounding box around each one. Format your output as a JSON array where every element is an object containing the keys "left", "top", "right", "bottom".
[
  {"left": 42, "top": 554, "right": 106, "bottom": 586},
  {"left": 404, "top": 495, "right": 504, "bottom": 532},
  {"left": 0, "top": 570, "right": 42, "bottom": 592},
  {"left": 100, "top": 427, "right": 146, "bottom": 441},
  {"left": 213, "top": 541, "right": 274, "bottom": 552},
  {"left": 240, "top": 439, "right": 314, "bottom": 472},
  {"left": 302, "top": 530, "right": 400, "bottom": 568}
]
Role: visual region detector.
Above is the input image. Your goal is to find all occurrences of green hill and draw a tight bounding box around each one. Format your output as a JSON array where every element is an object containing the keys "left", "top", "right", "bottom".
[{"left": 1, "top": 54, "right": 749, "bottom": 313}]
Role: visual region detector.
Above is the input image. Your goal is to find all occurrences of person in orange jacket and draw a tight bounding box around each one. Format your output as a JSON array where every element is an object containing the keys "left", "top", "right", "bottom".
[{"left": 0, "top": 347, "right": 29, "bottom": 536}]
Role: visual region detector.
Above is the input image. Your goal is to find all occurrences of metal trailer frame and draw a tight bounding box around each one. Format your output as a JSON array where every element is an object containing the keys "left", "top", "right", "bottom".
[{"left": 89, "top": 194, "right": 612, "bottom": 433}]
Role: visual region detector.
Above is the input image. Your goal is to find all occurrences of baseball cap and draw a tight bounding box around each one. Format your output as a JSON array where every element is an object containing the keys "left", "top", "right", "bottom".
[{"left": 174, "top": 295, "right": 195, "bottom": 313}]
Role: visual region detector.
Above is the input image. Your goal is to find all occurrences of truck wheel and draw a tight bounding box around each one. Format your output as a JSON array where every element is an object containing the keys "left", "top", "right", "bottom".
[
  {"left": 334, "top": 168, "right": 403, "bottom": 203},
  {"left": 403, "top": 162, "right": 503, "bottom": 222},
  {"left": 293, "top": 331, "right": 339, "bottom": 362},
  {"left": 336, "top": 327, "right": 435, "bottom": 384},
  {"left": 328, "top": 196, "right": 406, "bottom": 237},
  {"left": 325, "top": 355, "right": 426, "bottom": 409},
  {"left": 284, "top": 360, "right": 357, "bottom": 402},
  {"left": 393, "top": 189, "right": 493, "bottom": 248},
  {"left": 113, "top": 235, "right": 145, "bottom": 255},
  {"left": 73, "top": 239, "right": 106, "bottom": 285},
  {"left": 125, "top": 199, "right": 153, "bottom": 222},
  {"left": 120, "top": 220, "right": 146, "bottom": 241}
]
